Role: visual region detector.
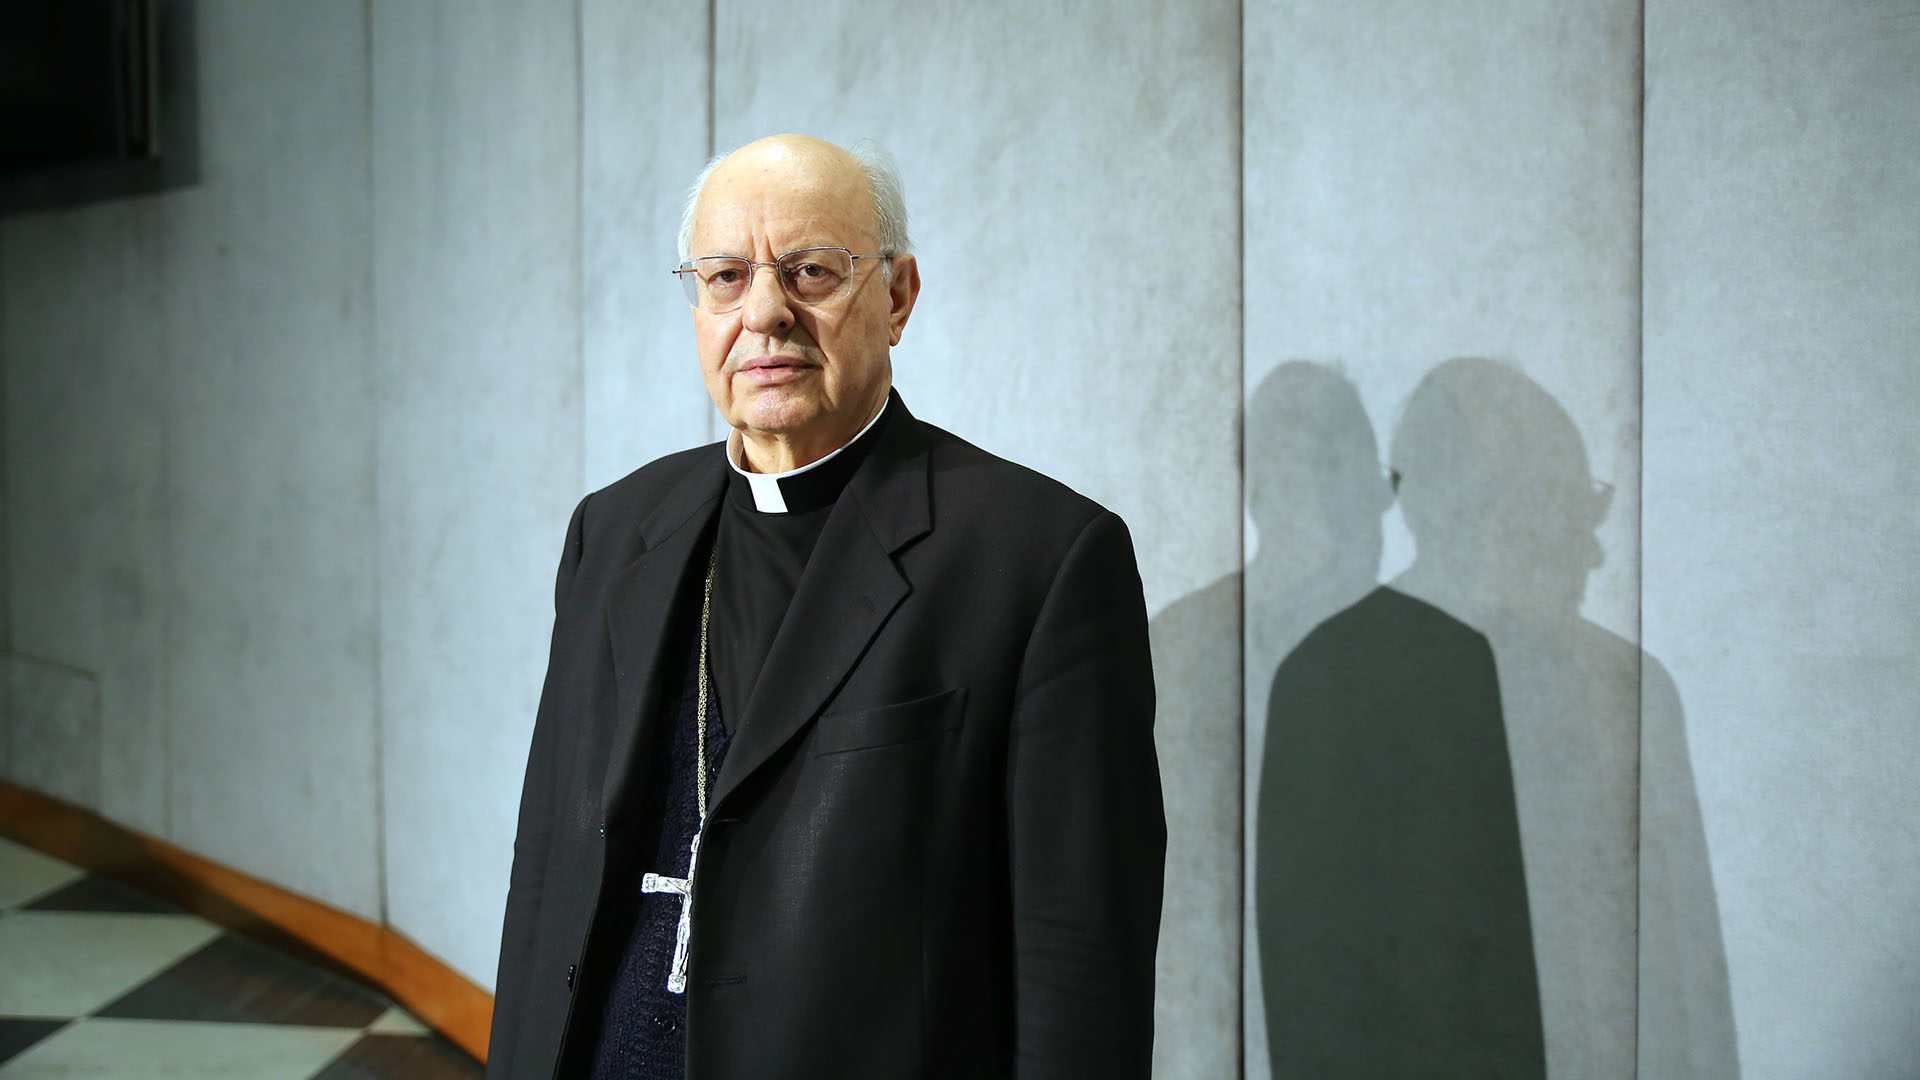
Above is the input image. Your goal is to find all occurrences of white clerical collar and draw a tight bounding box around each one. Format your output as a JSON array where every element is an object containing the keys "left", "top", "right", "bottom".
[{"left": 726, "top": 396, "right": 890, "bottom": 514}]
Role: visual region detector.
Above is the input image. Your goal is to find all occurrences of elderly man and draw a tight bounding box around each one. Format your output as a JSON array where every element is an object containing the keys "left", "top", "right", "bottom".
[{"left": 487, "top": 134, "right": 1164, "bottom": 1079}]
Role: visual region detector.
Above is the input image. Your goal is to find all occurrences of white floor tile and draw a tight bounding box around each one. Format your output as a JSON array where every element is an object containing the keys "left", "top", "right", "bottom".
[
  {"left": 0, "top": 912, "right": 221, "bottom": 1017},
  {"left": 365, "top": 1006, "right": 429, "bottom": 1035},
  {"left": 0, "top": 1018, "right": 359, "bottom": 1079},
  {"left": 0, "top": 839, "right": 85, "bottom": 909}
]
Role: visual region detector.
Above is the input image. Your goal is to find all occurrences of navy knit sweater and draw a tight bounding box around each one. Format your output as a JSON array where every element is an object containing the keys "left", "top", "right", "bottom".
[{"left": 572, "top": 625, "right": 731, "bottom": 1080}]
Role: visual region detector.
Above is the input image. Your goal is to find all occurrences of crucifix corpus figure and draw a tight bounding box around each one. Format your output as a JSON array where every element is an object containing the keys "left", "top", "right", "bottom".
[{"left": 640, "top": 827, "right": 699, "bottom": 995}]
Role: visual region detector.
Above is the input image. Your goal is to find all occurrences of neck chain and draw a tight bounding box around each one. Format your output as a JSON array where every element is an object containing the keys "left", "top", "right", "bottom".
[
  {"left": 635, "top": 547, "right": 720, "bottom": 997},
  {"left": 695, "top": 546, "right": 717, "bottom": 819}
]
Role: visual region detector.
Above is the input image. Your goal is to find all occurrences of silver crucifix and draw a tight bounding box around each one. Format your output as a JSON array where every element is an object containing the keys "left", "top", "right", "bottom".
[{"left": 639, "top": 826, "right": 702, "bottom": 994}]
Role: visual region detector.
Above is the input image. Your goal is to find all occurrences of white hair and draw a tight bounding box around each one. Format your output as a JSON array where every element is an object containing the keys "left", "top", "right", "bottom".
[{"left": 676, "top": 138, "right": 912, "bottom": 273}]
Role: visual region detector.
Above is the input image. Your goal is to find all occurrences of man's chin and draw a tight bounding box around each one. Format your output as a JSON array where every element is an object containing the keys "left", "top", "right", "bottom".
[{"left": 734, "top": 392, "right": 823, "bottom": 438}]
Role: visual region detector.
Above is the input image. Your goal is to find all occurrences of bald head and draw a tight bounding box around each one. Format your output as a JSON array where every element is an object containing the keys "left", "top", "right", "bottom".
[
  {"left": 708, "top": 136, "right": 866, "bottom": 213},
  {"left": 679, "top": 135, "right": 911, "bottom": 263}
]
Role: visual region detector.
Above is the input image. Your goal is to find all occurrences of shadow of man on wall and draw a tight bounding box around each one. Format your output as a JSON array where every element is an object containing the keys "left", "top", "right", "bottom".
[
  {"left": 1256, "top": 357, "right": 1737, "bottom": 1077},
  {"left": 1152, "top": 362, "right": 1394, "bottom": 1078},
  {"left": 1388, "top": 358, "right": 1734, "bottom": 1077},
  {"left": 1237, "top": 363, "right": 1402, "bottom": 1077},
  {"left": 1255, "top": 361, "right": 1545, "bottom": 1078}
]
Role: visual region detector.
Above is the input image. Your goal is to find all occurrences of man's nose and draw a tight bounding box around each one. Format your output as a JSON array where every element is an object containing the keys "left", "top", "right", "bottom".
[{"left": 740, "top": 263, "right": 794, "bottom": 335}]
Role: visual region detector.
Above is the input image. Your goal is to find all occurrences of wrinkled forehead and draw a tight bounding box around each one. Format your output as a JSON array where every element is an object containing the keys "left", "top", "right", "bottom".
[{"left": 689, "top": 156, "right": 877, "bottom": 257}]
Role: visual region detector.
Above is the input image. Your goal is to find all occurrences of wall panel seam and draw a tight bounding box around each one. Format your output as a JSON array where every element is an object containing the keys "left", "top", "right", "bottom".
[
  {"left": 703, "top": 0, "right": 718, "bottom": 446},
  {"left": 363, "top": 0, "right": 389, "bottom": 926},
  {"left": 1632, "top": 0, "right": 1649, "bottom": 1074},
  {"left": 1233, "top": 0, "right": 1248, "bottom": 1074},
  {"left": 575, "top": 0, "right": 588, "bottom": 499}
]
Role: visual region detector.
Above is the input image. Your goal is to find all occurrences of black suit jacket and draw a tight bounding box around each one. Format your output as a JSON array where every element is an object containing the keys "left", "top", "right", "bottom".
[{"left": 487, "top": 396, "right": 1165, "bottom": 1079}]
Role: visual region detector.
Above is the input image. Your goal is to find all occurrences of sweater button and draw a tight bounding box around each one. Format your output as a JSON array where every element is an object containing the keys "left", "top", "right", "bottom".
[
  {"left": 597, "top": 822, "right": 606, "bottom": 837},
  {"left": 565, "top": 963, "right": 576, "bottom": 989}
]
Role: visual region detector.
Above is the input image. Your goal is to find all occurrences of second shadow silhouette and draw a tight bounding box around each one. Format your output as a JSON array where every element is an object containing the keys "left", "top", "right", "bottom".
[
  {"left": 1252, "top": 358, "right": 1736, "bottom": 1078},
  {"left": 1251, "top": 365, "right": 1545, "bottom": 1077}
]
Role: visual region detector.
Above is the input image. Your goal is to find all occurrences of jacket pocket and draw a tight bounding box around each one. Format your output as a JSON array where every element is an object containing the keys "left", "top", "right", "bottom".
[{"left": 812, "top": 687, "right": 967, "bottom": 756}]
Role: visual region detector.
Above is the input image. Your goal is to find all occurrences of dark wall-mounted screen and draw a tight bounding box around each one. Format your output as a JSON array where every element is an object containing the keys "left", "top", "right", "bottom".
[{"left": 0, "top": 0, "right": 196, "bottom": 215}]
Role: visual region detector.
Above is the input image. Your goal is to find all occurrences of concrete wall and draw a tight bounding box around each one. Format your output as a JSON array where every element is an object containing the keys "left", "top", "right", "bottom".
[
  {"left": 4, "top": 200, "right": 168, "bottom": 834},
  {"left": 1643, "top": 0, "right": 1920, "bottom": 1076},
  {"left": 0, "top": 1, "right": 1912, "bottom": 1077},
  {"left": 1242, "top": 2, "right": 1653, "bottom": 1075},
  {"left": 3, "top": 2, "right": 381, "bottom": 918},
  {"left": 369, "top": 0, "right": 585, "bottom": 988},
  {"left": 165, "top": 0, "right": 383, "bottom": 920}
]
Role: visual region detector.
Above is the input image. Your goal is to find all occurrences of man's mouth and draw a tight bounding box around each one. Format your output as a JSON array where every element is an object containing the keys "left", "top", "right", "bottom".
[{"left": 737, "top": 355, "right": 817, "bottom": 385}]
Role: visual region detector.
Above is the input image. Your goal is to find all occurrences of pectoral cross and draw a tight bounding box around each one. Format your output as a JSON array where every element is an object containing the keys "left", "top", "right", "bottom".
[{"left": 640, "top": 825, "right": 702, "bottom": 994}]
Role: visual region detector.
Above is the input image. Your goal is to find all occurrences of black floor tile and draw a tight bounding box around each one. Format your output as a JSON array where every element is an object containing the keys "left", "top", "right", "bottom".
[
  {"left": 309, "top": 1033, "right": 484, "bottom": 1080},
  {"left": 94, "top": 933, "right": 388, "bottom": 1028},
  {"left": 0, "top": 1018, "right": 69, "bottom": 1065},
  {"left": 20, "top": 875, "right": 182, "bottom": 915}
]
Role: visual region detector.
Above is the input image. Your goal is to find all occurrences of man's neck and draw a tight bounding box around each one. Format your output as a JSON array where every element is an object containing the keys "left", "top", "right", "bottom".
[
  {"left": 739, "top": 433, "right": 831, "bottom": 474},
  {"left": 735, "top": 395, "right": 888, "bottom": 474}
]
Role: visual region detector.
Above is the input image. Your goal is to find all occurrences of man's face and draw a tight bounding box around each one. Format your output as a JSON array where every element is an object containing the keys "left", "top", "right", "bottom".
[{"left": 686, "top": 138, "right": 918, "bottom": 458}]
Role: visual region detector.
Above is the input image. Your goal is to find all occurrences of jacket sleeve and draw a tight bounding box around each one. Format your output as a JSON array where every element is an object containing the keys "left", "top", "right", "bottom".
[
  {"left": 1007, "top": 510, "right": 1166, "bottom": 1079},
  {"left": 487, "top": 493, "right": 590, "bottom": 1077}
]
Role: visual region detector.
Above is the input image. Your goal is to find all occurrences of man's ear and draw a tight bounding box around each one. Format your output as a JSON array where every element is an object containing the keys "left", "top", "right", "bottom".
[{"left": 887, "top": 255, "right": 921, "bottom": 346}]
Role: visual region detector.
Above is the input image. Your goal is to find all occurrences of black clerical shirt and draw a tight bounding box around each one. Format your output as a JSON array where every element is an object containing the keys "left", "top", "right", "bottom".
[{"left": 709, "top": 400, "right": 889, "bottom": 727}]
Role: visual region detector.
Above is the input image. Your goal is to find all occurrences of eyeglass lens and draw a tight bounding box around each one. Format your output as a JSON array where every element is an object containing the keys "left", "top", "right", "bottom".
[{"left": 681, "top": 248, "right": 854, "bottom": 311}]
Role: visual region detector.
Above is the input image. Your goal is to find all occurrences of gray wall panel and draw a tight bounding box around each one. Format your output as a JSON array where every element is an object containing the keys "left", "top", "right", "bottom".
[
  {"left": 1242, "top": 1, "right": 1648, "bottom": 1075},
  {"left": 580, "top": 0, "right": 715, "bottom": 489},
  {"left": 372, "top": 0, "right": 585, "bottom": 983},
  {"left": 5, "top": 655, "right": 102, "bottom": 811},
  {"left": 1644, "top": 0, "right": 1920, "bottom": 1075},
  {"left": 160, "top": 0, "right": 381, "bottom": 918},
  {"left": 714, "top": 4, "right": 1244, "bottom": 1074},
  {"left": 1, "top": 204, "right": 170, "bottom": 835}
]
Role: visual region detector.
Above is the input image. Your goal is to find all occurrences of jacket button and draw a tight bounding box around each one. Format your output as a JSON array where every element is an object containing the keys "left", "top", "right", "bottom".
[
  {"left": 566, "top": 964, "right": 577, "bottom": 989},
  {"left": 597, "top": 822, "right": 607, "bottom": 837}
]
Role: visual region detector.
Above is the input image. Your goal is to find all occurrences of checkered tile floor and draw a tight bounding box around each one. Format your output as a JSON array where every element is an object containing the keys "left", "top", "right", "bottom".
[{"left": 0, "top": 836, "right": 483, "bottom": 1078}]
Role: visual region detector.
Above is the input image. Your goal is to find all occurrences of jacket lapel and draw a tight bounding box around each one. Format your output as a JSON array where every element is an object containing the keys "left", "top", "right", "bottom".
[
  {"left": 709, "top": 400, "right": 934, "bottom": 812},
  {"left": 600, "top": 452, "right": 728, "bottom": 821}
]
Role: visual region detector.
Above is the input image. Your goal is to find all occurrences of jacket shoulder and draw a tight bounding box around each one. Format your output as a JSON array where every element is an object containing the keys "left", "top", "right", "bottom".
[
  {"left": 590, "top": 441, "right": 722, "bottom": 509},
  {"left": 578, "top": 438, "right": 721, "bottom": 522},
  {"left": 916, "top": 421, "right": 1113, "bottom": 540},
  {"left": 552, "top": 441, "right": 725, "bottom": 581}
]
